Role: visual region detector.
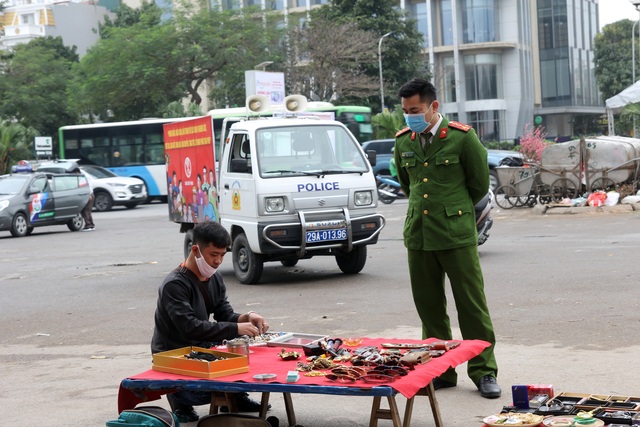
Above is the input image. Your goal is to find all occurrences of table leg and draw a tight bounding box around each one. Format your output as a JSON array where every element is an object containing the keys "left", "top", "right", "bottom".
[
  {"left": 369, "top": 395, "right": 402, "bottom": 427},
  {"left": 259, "top": 392, "right": 271, "bottom": 419},
  {"left": 283, "top": 392, "right": 297, "bottom": 427},
  {"left": 403, "top": 382, "right": 443, "bottom": 427}
]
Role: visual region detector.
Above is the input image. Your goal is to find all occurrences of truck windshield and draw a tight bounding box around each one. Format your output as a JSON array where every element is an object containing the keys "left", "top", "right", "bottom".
[{"left": 256, "top": 125, "right": 370, "bottom": 178}]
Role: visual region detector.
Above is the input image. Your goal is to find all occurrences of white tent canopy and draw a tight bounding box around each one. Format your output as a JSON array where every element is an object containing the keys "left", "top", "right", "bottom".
[{"left": 605, "top": 80, "right": 640, "bottom": 135}]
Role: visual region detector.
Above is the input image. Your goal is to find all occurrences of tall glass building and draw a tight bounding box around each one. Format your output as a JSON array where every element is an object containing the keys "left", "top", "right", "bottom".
[
  {"left": 402, "top": 0, "right": 602, "bottom": 141},
  {"left": 157, "top": 0, "right": 603, "bottom": 141}
]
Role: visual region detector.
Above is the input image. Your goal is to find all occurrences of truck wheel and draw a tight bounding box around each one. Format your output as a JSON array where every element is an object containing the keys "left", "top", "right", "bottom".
[
  {"left": 10, "top": 213, "right": 29, "bottom": 237},
  {"left": 335, "top": 245, "right": 367, "bottom": 274},
  {"left": 183, "top": 229, "right": 194, "bottom": 259},
  {"left": 93, "top": 191, "right": 113, "bottom": 212},
  {"left": 232, "top": 233, "right": 264, "bottom": 284},
  {"left": 281, "top": 258, "right": 298, "bottom": 267},
  {"left": 67, "top": 213, "right": 84, "bottom": 231}
]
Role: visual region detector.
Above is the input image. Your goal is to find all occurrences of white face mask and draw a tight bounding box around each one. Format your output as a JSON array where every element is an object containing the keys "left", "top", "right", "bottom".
[{"left": 194, "top": 245, "right": 218, "bottom": 279}]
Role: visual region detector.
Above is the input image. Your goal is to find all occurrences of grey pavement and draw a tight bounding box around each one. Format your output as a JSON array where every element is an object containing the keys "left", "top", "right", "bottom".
[{"left": 2, "top": 201, "right": 640, "bottom": 426}]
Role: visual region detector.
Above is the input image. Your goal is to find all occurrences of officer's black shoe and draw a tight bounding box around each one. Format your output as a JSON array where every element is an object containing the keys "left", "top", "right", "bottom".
[
  {"left": 220, "top": 392, "right": 270, "bottom": 413},
  {"left": 431, "top": 377, "right": 457, "bottom": 390},
  {"left": 173, "top": 407, "right": 200, "bottom": 423},
  {"left": 478, "top": 375, "right": 501, "bottom": 399}
]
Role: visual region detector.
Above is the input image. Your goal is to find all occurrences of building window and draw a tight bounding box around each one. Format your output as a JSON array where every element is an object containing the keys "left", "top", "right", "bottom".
[
  {"left": 541, "top": 58, "right": 571, "bottom": 104},
  {"left": 538, "top": 0, "right": 568, "bottom": 49},
  {"left": 441, "top": 0, "right": 453, "bottom": 46},
  {"left": 464, "top": 54, "right": 501, "bottom": 101},
  {"left": 462, "top": 0, "right": 496, "bottom": 44},
  {"left": 407, "top": 1, "right": 428, "bottom": 48},
  {"left": 20, "top": 13, "right": 36, "bottom": 25},
  {"left": 268, "top": 0, "right": 284, "bottom": 10},
  {"left": 467, "top": 110, "right": 501, "bottom": 141},
  {"left": 443, "top": 56, "right": 456, "bottom": 103}
]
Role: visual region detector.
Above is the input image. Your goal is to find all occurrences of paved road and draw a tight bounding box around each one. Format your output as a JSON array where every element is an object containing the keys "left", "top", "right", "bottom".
[{"left": 1, "top": 201, "right": 639, "bottom": 426}]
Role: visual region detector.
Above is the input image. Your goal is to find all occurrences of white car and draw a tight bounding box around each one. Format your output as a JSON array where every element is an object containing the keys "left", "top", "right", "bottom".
[
  {"left": 80, "top": 165, "right": 147, "bottom": 211},
  {"left": 36, "top": 161, "right": 147, "bottom": 212}
]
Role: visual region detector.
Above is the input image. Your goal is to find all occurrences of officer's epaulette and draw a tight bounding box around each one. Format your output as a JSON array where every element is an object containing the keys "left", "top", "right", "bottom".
[
  {"left": 395, "top": 127, "right": 411, "bottom": 137},
  {"left": 449, "top": 121, "right": 472, "bottom": 132}
]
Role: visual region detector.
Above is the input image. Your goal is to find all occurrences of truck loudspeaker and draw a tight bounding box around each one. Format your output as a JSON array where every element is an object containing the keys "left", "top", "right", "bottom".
[
  {"left": 284, "top": 95, "right": 308, "bottom": 113},
  {"left": 246, "top": 95, "right": 271, "bottom": 113}
]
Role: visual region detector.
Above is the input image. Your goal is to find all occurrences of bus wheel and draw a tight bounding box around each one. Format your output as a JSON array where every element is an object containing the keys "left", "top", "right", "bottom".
[
  {"left": 183, "top": 229, "right": 194, "bottom": 259},
  {"left": 232, "top": 233, "right": 264, "bottom": 285},
  {"left": 335, "top": 245, "right": 367, "bottom": 274},
  {"left": 93, "top": 191, "right": 113, "bottom": 212}
]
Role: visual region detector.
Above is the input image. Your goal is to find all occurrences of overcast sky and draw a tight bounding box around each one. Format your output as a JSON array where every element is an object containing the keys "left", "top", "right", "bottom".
[{"left": 599, "top": 0, "right": 640, "bottom": 30}]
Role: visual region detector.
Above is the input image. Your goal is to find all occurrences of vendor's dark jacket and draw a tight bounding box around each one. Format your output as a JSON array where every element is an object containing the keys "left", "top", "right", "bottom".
[
  {"left": 151, "top": 266, "right": 241, "bottom": 354},
  {"left": 393, "top": 117, "right": 489, "bottom": 251}
]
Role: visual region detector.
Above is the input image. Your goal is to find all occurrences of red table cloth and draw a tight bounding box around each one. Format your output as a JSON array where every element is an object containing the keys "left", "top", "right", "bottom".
[{"left": 118, "top": 337, "right": 490, "bottom": 412}]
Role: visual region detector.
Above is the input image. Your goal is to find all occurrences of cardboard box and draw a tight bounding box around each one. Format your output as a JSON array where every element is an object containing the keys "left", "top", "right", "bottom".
[
  {"left": 152, "top": 346, "right": 249, "bottom": 379},
  {"left": 528, "top": 384, "right": 554, "bottom": 400}
]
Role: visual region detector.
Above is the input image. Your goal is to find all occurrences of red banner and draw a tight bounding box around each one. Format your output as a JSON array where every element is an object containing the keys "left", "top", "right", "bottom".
[{"left": 164, "top": 117, "right": 218, "bottom": 224}]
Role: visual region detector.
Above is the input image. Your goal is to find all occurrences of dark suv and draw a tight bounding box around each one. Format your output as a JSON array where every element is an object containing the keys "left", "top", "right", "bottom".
[{"left": 0, "top": 169, "right": 91, "bottom": 237}]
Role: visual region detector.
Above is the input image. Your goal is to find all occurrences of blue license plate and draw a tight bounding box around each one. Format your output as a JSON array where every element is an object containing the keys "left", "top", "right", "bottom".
[{"left": 305, "top": 228, "right": 347, "bottom": 243}]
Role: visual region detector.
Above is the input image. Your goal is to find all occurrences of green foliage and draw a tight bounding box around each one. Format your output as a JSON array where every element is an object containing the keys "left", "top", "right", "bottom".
[
  {"left": 594, "top": 19, "right": 636, "bottom": 102},
  {"left": 313, "top": 0, "right": 428, "bottom": 112},
  {"left": 286, "top": 14, "right": 379, "bottom": 103},
  {"left": 98, "top": 1, "right": 162, "bottom": 38},
  {"left": 162, "top": 101, "right": 203, "bottom": 118},
  {"left": 0, "top": 121, "right": 33, "bottom": 175},
  {"left": 71, "top": 2, "right": 285, "bottom": 119},
  {"left": 372, "top": 106, "right": 406, "bottom": 139},
  {"left": 0, "top": 38, "right": 77, "bottom": 139},
  {"left": 482, "top": 141, "right": 517, "bottom": 150}
]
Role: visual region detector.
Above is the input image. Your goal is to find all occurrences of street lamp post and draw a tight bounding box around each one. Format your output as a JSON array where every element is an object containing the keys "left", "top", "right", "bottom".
[
  {"left": 630, "top": 1, "right": 640, "bottom": 136},
  {"left": 378, "top": 31, "right": 393, "bottom": 113},
  {"left": 255, "top": 61, "right": 274, "bottom": 71}
]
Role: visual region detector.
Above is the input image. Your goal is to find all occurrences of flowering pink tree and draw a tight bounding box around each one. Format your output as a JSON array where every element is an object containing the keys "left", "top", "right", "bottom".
[{"left": 518, "top": 123, "right": 552, "bottom": 163}]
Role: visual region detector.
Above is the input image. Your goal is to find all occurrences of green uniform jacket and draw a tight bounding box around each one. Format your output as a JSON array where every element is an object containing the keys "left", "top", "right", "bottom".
[{"left": 394, "top": 117, "right": 489, "bottom": 251}]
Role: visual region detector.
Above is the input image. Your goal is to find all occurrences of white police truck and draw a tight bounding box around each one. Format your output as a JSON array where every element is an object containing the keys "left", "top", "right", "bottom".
[{"left": 166, "top": 95, "right": 385, "bottom": 284}]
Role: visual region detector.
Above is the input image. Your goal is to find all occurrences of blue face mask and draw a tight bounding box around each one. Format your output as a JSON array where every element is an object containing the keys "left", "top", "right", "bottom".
[{"left": 403, "top": 103, "right": 434, "bottom": 134}]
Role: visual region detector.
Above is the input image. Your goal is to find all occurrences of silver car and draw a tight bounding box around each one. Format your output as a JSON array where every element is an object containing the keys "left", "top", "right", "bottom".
[{"left": 0, "top": 170, "right": 90, "bottom": 237}]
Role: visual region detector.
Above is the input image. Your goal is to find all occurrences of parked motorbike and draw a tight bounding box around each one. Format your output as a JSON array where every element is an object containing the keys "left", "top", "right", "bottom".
[{"left": 376, "top": 175, "right": 493, "bottom": 246}]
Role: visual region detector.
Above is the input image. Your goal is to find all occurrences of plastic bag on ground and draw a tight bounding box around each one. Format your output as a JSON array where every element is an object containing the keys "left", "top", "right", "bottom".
[{"left": 604, "top": 191, "right": 620, "bottom": 206}]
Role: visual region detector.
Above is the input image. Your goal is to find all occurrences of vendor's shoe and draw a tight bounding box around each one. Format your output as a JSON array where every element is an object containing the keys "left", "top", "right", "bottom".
[
  {"left": 478, "top": 375, "right": 501, "bottom": 399},
  {"left": 431, "top": 377, "right": 457, "bottom": 390},
  {"left": 220, "top": 392, "right": 270, "bottom": 413},
  {"left": 173, "top": 407, "right": 200, "bottom": 423}
]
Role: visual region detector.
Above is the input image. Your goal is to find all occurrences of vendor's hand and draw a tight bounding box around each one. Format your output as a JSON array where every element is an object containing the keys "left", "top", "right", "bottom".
[
  {"left": 238, "top": 322, "right": 261, "bottom": 338},
  {"left": 248, "top": 312, "right": 270, "bottom": 334}
]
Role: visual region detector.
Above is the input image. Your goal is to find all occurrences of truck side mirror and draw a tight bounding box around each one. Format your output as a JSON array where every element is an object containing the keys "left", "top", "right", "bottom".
[{"left": 366, "top": 150, "right": 377, "bottom": 167}]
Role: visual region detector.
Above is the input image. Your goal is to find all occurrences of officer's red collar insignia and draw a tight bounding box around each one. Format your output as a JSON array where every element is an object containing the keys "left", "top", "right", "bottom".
[
  {"left": 411, "top": 132, "right": 417, "bottom": 140},
  {"left": 395, "top": 127, "right": 411, "bottom": 137},
  {"left": 449, "top": 121, "right": 472, "bottom": 132},
  {"left": 439, "top": 128, "right": 448, "bottom": 139}
]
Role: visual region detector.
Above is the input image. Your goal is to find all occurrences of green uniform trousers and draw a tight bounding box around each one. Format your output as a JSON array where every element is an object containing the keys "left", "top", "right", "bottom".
[{"left": 407, "top": 244, "right": 498, "bottom": 385}]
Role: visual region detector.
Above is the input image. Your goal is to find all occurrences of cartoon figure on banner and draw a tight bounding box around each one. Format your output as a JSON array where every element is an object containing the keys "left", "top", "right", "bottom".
[
  {"left": 191, "top": 186, "right": 199, "bottom": 222},
  {"left": 184, "top": 156, "right": 192, "bottom": 180},
  {"left": 201, "top": 166, "right": 210, "bottom": 194},
  {"left": 232, "top": 181, "right": 241, "bottom": 210},
  {"left": 196, "top": 174, "right": 205, "bottom": 222}
]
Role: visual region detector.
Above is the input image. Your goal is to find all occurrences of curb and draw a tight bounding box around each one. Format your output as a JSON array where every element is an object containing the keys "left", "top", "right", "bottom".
[{"left": 532, "top": 203, "right": 639, "bottom": 215}]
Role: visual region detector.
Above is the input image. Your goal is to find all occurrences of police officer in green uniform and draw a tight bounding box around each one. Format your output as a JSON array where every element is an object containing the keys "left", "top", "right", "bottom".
[{"left": 394, "top": 78, "right": 501, "bottom": 399}]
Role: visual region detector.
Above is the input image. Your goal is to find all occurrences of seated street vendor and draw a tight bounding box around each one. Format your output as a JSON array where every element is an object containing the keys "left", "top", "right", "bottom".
[{"left": 151, "top": 221, "right": 270, "bottom": 423}]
